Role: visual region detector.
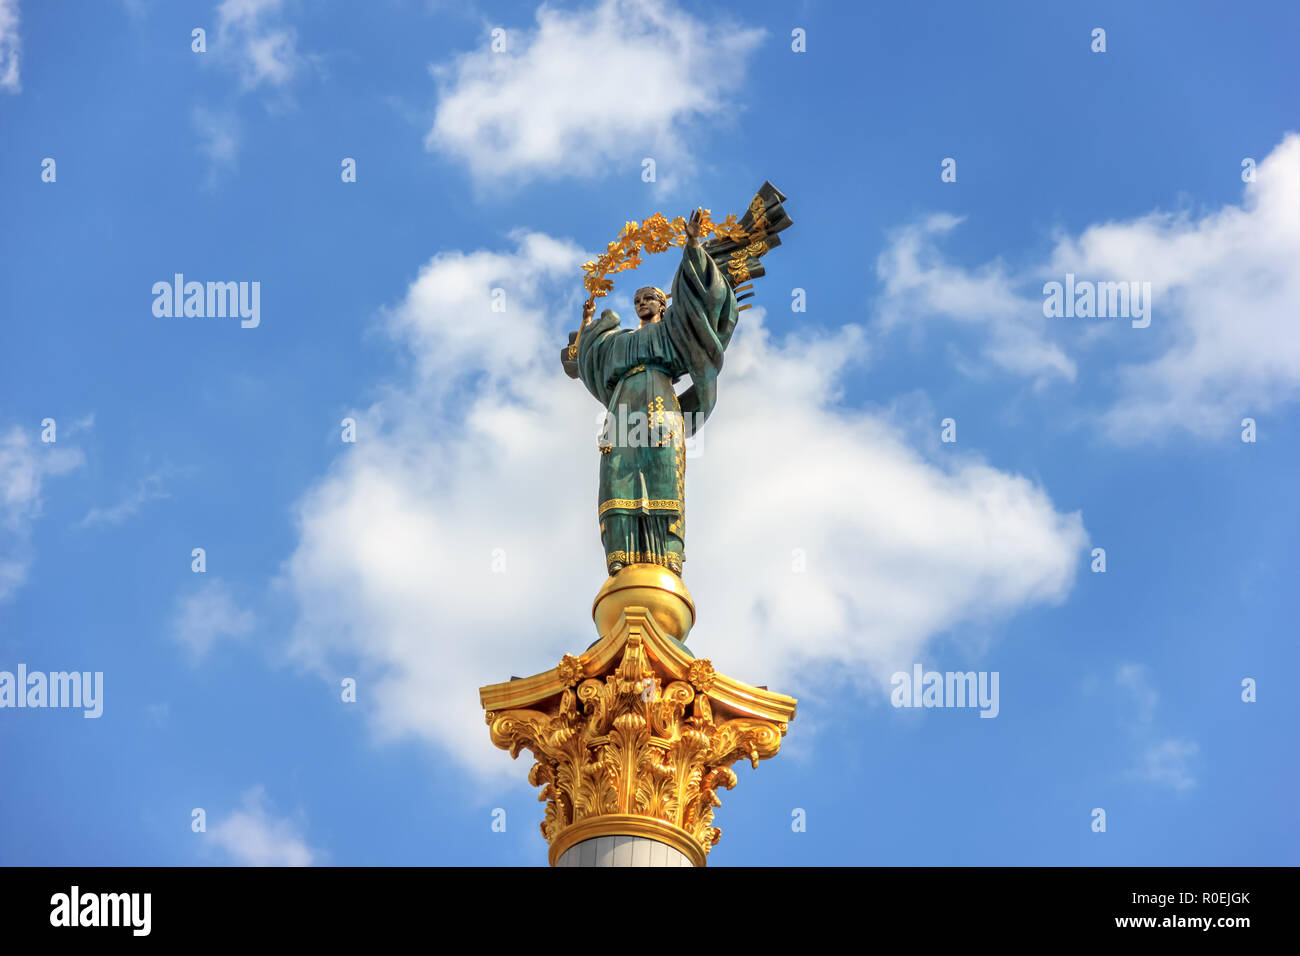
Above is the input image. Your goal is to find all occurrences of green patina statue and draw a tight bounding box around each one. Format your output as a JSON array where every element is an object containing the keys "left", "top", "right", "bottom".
[{"left": 563, "top": 183, "right": 791, "bottom": 578}]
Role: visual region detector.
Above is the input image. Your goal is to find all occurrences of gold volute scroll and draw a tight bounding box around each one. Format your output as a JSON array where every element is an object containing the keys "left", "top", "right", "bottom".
[{"left": 479, "top": 598, "right": 796, "bottom": 865}]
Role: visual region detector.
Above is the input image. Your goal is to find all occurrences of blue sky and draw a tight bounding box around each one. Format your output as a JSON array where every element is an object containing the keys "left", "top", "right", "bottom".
[{"left": 1, "top": 0, "right": 1297, "bottom": 866}]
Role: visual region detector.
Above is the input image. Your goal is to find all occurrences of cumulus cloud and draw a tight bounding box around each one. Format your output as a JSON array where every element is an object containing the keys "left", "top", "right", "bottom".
[
  {"left": 425, "top": 0, "right": 765, "bottom": 189},
  {"left": 0, "top": 425, "right": 84, "bottom": 602},
  {"left": 215, "top": 0, "right": 308, "bottom": 92},
  {"left": 208, "top": 786, "right": 318, "bottom": 866},
  {"left": 170, "top": 578, "right": 256, "bottom": 659},
  {"left": 281, "top": 230, "right": 1087, "bottom": 778},
  {"left": 873, "top": 133, "right": 1300, "bottom": 441},
  {"left": 0, "top": 0, "right": 19, "bottom": 94}
]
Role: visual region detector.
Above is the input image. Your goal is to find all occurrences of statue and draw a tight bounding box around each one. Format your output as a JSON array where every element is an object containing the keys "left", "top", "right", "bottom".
[
  {"left": 478, "top": 185, "right": 797, "bottom": 866},
  {"left": 562, "top": 183, "right": 792, "bottom": 578}
]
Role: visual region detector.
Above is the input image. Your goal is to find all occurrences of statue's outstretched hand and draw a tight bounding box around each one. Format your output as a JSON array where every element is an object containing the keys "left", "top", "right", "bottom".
[
  {"left": 684, "top": 208, "right": 703, "bottom": 247},
  {"left": 582, "top": 298, "right": 596, "bottom": 326}
]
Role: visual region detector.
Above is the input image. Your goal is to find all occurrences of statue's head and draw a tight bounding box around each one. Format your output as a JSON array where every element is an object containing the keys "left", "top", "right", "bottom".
[{"left": 633, "top": 286, "right": 667, "bottom": 326}]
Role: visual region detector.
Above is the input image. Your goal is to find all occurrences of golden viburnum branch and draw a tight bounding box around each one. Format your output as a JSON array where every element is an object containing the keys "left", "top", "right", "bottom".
[
  {"left": 580, "top": 210, "right": 749, "bottom": 304},
  {"left": 567, "top": 209, "right": 751, "bottom": 361}
]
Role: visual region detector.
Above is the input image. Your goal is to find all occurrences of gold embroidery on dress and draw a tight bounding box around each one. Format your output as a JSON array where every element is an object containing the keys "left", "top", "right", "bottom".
[
  {"left": 598, "top": 498, "right": 681, "bottom": 516},
  {"left": 648, "top": 395, "right": 670, "bottom": 446},
  {"left": 606, "top": 549, "right": 683, "bottom": 573},
  {"left": 674, "top": 424, "right": 686, "bottom": 547}
]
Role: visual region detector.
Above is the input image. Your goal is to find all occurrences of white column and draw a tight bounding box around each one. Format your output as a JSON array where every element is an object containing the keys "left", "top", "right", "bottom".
[{"left": 554, "top": 835, "right": 695, "bottom": 867}]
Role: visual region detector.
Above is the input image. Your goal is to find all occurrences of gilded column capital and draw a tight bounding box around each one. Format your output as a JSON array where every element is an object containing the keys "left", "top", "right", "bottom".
[{"left": 480, "top": 599, "right": 796, "bottom": 865}]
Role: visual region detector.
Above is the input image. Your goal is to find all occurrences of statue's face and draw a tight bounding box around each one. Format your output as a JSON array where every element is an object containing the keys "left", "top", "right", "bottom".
[{"left": 634, "top": 287, "right": 665, "bottom": 325}]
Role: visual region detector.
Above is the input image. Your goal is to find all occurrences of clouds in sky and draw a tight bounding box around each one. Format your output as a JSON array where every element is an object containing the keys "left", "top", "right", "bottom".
[
  {"left": 1138, "top": 739, "right": 1200, "bottom": 793},
  {"left": 1115, "top": 663, "right": 1198, "bottom": 791},
  {"left": 874, "top": 133, "right": 1300, "bottom": 441},
  {"left": 1054, "top": 134, "right": 1300, "bottom": 441},
  {"left": 190, "top": 0, "right": 311, "bottom": 179},
  {"left": 78, "top": 471, "right": 169, "bottom": 529},
  {"left": 876, "top": 213, "right": 1077, "bottom": 386},
  {"left": 281, "top": 230, "right": 1088, "bottom": 778},
  {"left": 0, "top": 0, "right": 18, "bottom": 93},
  {"left": 192, "top": 105, "right": 240, "bottom": 183},
  {"left": 208, "top": 786, "right": 318, "bottom": 866},
  {"left": 214, "top": 0, "right": 309, "bottom": 92},
  {"left": 170, "top": 578, "right": 256, "bottom": 659},
  {"left": 425, "top": 0, "right": 766, "bottom": 189},
  {"left": 0, "top": 425, "right": 83, "bottom": 603}
]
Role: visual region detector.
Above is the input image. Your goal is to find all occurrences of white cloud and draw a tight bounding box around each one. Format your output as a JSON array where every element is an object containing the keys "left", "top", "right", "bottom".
[
  {"left": 873, "top": 134, "right": 1300, "bottom": 441},
  {"left": 1053, "top": 133, "right": 1300, "bottom": 440},
  {"left": 192, "top": 106, "right": 240, "bottom": 184},
  {"left": 78, "top": 471, "right": 169, "bottom": 529},
  {"left": 1138, "top": 738, "right": 1199, "bottom": 792},
  {"left": 215, "top": 0, "right": 307, "bottom": 92},
  {"left": 62, "top": 413, "right": 95, "bottom": 437},
  {"left": 1115, "top": 663, "right": 1197, "bottom": 791},
  {"left": 425, "top": 0, "right": 765, "bottom": 189},
  {"left": 281, "top": 231, "right": 1087, "bottom": 779},
  {"left": 0, "top": 425, "right": 83, "bottom": 602},
  {"left": 194, "top": 1, "right": 311, "bottom": 178},
  {"left": 170, "top": 578, "right": 255, "bottom": 658},
  {"left": 875, "top": 213, "right": 1077, "bottom": 385},
  {"left": 1115, "top": 662, "right": 1158, "bottom": 726},
  {"left": 0, "top": 0, "right": 19, "bottom": 93},
  {"left": 208, "top": 786, "right": 318, "bottom": 866}
]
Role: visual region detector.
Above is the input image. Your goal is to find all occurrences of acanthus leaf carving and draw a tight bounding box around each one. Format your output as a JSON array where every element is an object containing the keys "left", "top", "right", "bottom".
[{"left": 484, "top": 639, "right": 786, "bottom": 860}]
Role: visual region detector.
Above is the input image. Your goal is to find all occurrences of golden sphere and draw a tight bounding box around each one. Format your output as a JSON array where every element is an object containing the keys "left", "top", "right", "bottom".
[{"left": 592, "top": 564, "right": 695, "bottom": 643}]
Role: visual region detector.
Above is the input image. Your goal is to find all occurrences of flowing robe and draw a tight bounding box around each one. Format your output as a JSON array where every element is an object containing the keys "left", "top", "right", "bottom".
[{"left": 576, "top": 242, "right": 739, "bottom": 575}]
